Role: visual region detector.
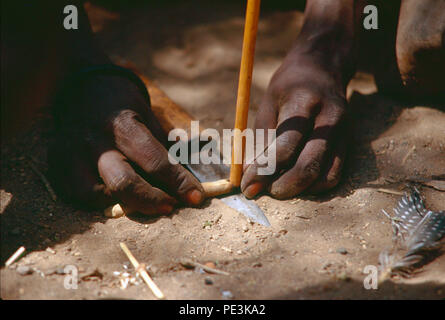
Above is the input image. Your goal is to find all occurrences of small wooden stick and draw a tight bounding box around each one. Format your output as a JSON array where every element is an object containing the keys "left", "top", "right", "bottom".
[
  {"left": 377, "top": 188, "right": 404, "bottom": 196},
  {"left": 401, "top": 145, "right": 416, "bottom": 165},
  {"left": 201, "top": 179, "right": 233, "bottom": 198},
  {"left": 5, "top": 246, "right": 25, "bottom": 267},
  {"left": 120, "top": 242, "right": 165, "bottom": 299},
  {"left": 230, "top": 0, "right": 261, "bottom": 187}
]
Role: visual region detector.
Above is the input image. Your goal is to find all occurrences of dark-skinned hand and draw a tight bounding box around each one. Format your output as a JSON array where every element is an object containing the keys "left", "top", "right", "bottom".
[
  {"left": 241, "top": 46, "right": 348, "bottom": 199},
  {"left": 49, "top": 74, "right": 204, "bottom": 215}
]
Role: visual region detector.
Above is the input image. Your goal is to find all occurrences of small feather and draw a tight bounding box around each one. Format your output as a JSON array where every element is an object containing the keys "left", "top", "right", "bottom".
[{"left": 378, "top": 188, "right": 445, "bottom": 277}]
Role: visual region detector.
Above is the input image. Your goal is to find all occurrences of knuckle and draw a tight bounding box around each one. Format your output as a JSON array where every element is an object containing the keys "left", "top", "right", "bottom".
[
  {"left": 144, "top": 153, "right": 169, "bottom": 175},
  {"left": 276, "top": 137, "right": 298, "bottom": 162},
  {"left": 300, "top": 160, "right": 321, "bottom": 182},
  {"left": 108, "top": 172, "right": 137, "bottom": 194},
  {"left": 174, "top": 167, "right": 195, "bottom": 193},
  {"left": 269, "top": 80, "right": 286, "bottom": 99},
  {"left": 327, "top": 104, "right": 346, "bottom": 124},
  {"left": 111, "top": 109, "right": 141, "bottom": 134},
  {"left": 279, "top": 91, "right": 322, "bottom": 118},
  {"left": 291, "top": 90, "right": 320, "bottom": 108}
]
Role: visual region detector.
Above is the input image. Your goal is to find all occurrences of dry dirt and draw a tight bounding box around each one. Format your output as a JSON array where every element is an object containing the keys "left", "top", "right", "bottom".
[{"left": 1, "top": 1, "right": 444, "bottom": 300}]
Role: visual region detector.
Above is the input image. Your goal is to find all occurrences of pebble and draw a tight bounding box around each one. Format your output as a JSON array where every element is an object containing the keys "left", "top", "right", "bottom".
[
  {"left": 337, "top": 272, "right": 351, "bottom": 281},
  {"left": 204, "top": 277, "right": 213, "bottom": 285},
  {"left": 17, "top": 265, "right": 33, "bottom": 276},
  {"left": 46, "top": 247, "right": 56, "bottom": 254},
  {"left": 336, "top": 247, "right": 348, "bottom": 255},
  {"left": 252, "top": 262, "right": 262, "bottom": 268},
  {"left": 195, "top": 267, "right": 205, "bottom": 274},
  {"left": 221, "top": 290, "right": 234, "bottom": 299}
]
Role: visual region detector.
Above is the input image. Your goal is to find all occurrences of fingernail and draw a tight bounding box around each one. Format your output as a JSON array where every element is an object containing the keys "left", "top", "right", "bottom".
[
  {"left": 186, "top": 189, "right": 203, "bottom": 205},
  {"left": 243, "top": 182, "right": 263, "bottom": 198},
  {"left": 157, "top": 203, "right": 174, "bottom": 215}
]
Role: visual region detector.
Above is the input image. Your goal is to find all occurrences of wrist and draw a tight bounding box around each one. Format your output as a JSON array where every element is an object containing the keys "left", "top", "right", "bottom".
[
  {"left": 290, "top": 0, "right": 363, "bottom": 84},
  {"left": 290, "top": 38, "right": 356, "bottom": 85}
]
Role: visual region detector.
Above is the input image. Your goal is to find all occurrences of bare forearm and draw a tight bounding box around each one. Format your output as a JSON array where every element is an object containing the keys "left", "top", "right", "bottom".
[
  {"left": 60, "top": 1, "right": 111, "bottom": 71},
  {"left": 294, "top": 0, "right": 366, "bottom": 80}
]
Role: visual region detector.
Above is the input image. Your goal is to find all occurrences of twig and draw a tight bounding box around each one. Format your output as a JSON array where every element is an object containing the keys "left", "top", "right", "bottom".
[
  {"left": 5, "top": 246, "right": 25, "bottom": 267},
  {"left": 180, "top": 258, "right": 230, "bottom": 276},
  {"left": 26, "top": 157, "right": 57, "bottom": 202},
  {"left": 377, "top": 188, "right": 404, "bottom": 196},
  {"left": 120, "top": 242, "right": 165, "bottom": 299},
  {"left": 401, "top": 145, "right": 416, "bottom": 165}
]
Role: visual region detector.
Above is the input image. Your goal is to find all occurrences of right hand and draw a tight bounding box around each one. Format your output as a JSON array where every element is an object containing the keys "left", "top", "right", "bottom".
[{"left": 241, "top": 46, "right": 349, "bottom": 199}]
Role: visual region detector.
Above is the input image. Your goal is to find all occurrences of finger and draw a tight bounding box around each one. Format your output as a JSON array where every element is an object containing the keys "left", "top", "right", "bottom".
[
  {"left": 241, "top": 92, "right": 319, "bottom": 198},
  {"left": 112, "top": 109, "right": 204, "bottom": 205},
  {"left": 243, "top": 94, "right": 277, "bottom": 173},
  {"left": 97, "top": 149, "right": 176, "bottom": 215},
  {"left": 306, "top": 141, "right": 346, "bottom": 193},
  {"left": 269, "top": 101, "right": 345, "bottom": 199}
]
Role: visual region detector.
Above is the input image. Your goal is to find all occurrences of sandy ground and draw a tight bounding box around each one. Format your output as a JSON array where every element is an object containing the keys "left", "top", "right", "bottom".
[{"left": 1, "top": 1, "right": 444, "bottom": 300}]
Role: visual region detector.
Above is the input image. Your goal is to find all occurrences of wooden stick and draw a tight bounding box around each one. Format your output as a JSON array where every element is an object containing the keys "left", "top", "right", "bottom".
[
  {"left": 401, "top": 145, "right": 416, "bottom": 165},
  {"left": 5, "top": 246, "right": 25, "bottom": 267},
  {"left": 230, "top": 0, "right": 261, "bottom": 187},
  {"left": 377, "top": 188, "right": 404, "bottom": 196},
  {"left": 120, "top": 242, "right": 165, "bottom": 299},
  {"left": 201, "top": 179, "right": 233, "bottom": 198}
]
